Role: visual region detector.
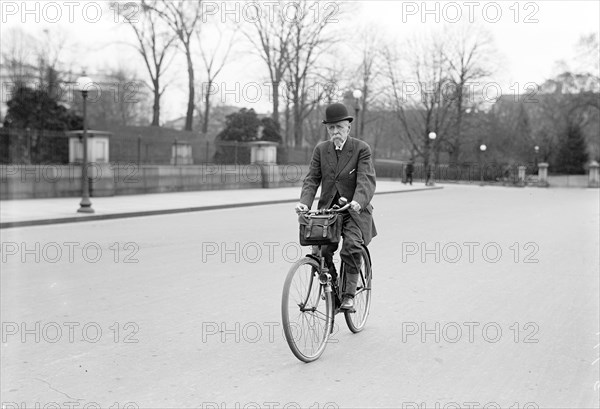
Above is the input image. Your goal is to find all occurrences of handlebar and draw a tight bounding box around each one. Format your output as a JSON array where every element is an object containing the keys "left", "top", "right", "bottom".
[
  {"left": 297, "top": 205, "right": 350, "bottom": 215},
  {"left": 297, "top": 197, "right": 352, "bottom": 215}
]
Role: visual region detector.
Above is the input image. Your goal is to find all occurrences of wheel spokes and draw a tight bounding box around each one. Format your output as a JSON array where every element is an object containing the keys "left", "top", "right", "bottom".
[{"left": 284, "top": 261, "right": 330, "bottom": 359}]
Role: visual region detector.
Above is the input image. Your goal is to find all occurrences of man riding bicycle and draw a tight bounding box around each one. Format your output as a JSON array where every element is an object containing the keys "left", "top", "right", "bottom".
[{"left": 295, "top": 102, "right": 377, "bottom": 311}]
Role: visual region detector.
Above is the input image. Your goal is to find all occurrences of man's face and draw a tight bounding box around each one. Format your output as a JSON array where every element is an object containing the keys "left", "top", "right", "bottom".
[{"left": 326, "top": 120, "right": 350, "bottom": 147}]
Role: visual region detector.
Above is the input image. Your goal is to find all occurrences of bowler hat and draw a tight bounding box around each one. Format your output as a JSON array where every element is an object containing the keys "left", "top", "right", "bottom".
[{"left": 322, "top": 103, "right": 354, "bottom": 124}]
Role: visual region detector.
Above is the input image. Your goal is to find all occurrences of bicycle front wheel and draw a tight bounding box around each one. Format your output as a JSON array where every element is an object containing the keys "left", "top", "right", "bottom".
[
  {"left": 344, "top": 248, "right": 372, "bottom": 333},
  {"left": 281, "top": 257, "right": 333, "bottom": 362}
]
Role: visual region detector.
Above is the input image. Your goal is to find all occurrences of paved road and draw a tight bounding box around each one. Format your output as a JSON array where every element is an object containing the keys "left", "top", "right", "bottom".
[{"left": 1, "top": 185, "right": 599, "bottom": 408}]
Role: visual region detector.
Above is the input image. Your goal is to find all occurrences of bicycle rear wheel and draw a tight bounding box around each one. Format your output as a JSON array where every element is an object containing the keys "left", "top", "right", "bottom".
[
  {"left": 281, "top": 257, "right": 333, "bottom": 362},
  {"left": 344, "top": 248, "right": 372, "bottom": 333}
]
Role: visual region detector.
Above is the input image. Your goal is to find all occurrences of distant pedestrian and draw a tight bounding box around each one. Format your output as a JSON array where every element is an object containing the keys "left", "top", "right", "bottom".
[{"left": 405, "top": 160, "right": 414, "bottom": 186}]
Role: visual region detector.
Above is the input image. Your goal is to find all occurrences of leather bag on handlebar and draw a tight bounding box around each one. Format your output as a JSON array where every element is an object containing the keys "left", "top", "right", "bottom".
[{"left": 298, "top": 213, "right": 343, "bottom": 246}]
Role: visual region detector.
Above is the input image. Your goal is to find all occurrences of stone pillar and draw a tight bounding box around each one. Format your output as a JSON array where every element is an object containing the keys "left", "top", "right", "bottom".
[
  {"left": 538, "top": 162, "right": 549, "bottom": 187},
  {"left": 518, "top": 165, "right": 527, "bottom": 186},
  {"left": 589, "top": 160, "right": 599, "bottom": 188},
  {"left": 259, "top": 163, "right": 275, "bottom": 188},
  {"left": 171, "top": 142, "right": 193, "bottom": 165}
]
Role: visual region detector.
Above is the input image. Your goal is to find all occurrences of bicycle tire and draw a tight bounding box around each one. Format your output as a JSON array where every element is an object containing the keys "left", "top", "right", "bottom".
[
  {"left": 344, "top": 247, "right": 372, "bottom": 333},
  {"left": 281, "top": 257, "right": 333, "bottom": 362}
]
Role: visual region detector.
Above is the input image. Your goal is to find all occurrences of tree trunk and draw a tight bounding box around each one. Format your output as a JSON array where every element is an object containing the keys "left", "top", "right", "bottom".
[
  {"left": 272, "top": 80, "right": 280, "bottom": 129},
  {"left": 449, "top": 147, "right": 460, "bottom": 164},
  {"left": 284, "top": 102, "right": 291, "bottom": 147},
  {"left": 293, "top": 102, "right": 303, "bottom": 147},
  {"left": 373, "top": 131, "right": 379, "bottom": 158},
  {"left": 360, "top": 87, "right": 367, "bottom": 139},
  {"left": 360, "top": 106, "right": 366, "bottom": 139},
  {"left": 423, "top": 135, "right": 431, "bottom": 182},
  {"left": 202, "top": 79, "right": 211, "bottom": 134},
  {"left": 185, "top": 46, "right": 195, "bottom": 131},
  {"left": 452, "top": 88, "right": 463, "bottom": 163},
  {"left": 151, "top": 78, "right": 160, "bottom": 126}
]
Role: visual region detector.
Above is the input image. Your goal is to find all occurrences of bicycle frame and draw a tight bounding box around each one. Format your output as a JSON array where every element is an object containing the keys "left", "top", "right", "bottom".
[{"left": 306, "top": 244, "right": 354, "bottom": 329}]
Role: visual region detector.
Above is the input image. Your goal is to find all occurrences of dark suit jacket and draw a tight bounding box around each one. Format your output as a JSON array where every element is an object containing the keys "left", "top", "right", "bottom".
[{"left": 300, "top": 137, "right": 377, "bottom": 245}]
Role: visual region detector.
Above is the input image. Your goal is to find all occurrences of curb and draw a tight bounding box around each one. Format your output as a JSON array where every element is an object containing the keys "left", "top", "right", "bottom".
[{"left": 0, "top": 186, "right": 442, "bottom": 229}]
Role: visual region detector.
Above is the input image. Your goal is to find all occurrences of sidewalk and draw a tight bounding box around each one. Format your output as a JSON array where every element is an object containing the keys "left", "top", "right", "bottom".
[{"left": 0, "top": 180, "right": 441, "bottom": 228}]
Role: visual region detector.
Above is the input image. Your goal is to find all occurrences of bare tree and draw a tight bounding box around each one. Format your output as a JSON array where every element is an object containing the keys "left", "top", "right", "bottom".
[
  {"left": 568, "top": 32, "right": 600, "bottom": 81},
  {"left": 114, "top": 1, "right": 177, "bottom": 126},
  {"left": 83, "top": 67, "right": 152, "bottom": 128},
  {"left": 242, "top": 5, "right": 293, "bottom": 130},
  {"left": 285, "top": 0, "right": 340, "bottom": 147},
  {"left": 197, "top": 22, "right": 235, "bottom": 134},
  {"left": 143, "top": 0, "right": 202, "bottom": 131},
  {"left": 441, "top": 25, "right": 495, "bottom": 163},
  {"left": 0, "top": 27, "right": 73, "bottom": 129},
  {"left": 1, "top": 27, "right": 38, "bottom": 87},
  {"left": 352, "top": 26, "right": 385, "bottom": 140},
  {"left": 37, "top": 29, "right": 69, "bottom": 90},
  {"left": 526, "top": 73, "right": 599, "bottom": 163},
  {"left": 2, "top": 27, "right": 70, "bottom": 93},
  {"left": 307, "top": 63, "right": 348, "bottom": 144},
  {"left": 383, "top": 32, "right": 454, "bottom": 171}
]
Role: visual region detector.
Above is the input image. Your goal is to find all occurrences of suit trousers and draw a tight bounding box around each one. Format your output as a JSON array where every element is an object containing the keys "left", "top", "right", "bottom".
[{"left": 321, "top": 212, "right": 363, "bottom": 299}]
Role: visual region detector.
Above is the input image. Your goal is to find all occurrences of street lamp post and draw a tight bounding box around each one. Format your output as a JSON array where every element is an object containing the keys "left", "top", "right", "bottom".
[
  {"left": 427, "top": 132, "right": 436, "bottom": 186},
  {"left": 352, "top": 89, "right": 362, "bottom": 138},
  {"left": 77, "top": 74, "right": 94, "bottom": 213},
  {"left": 534, "top": 145, "right": 539, "bottom": 173},
  {"left": 479, "top": 144, "right": 487, "bottom": 185}
]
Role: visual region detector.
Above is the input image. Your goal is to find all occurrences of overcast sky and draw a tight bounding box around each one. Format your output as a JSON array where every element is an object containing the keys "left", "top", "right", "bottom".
[{"left": 2, "top": 0, "right": 599, "bottom": 122}]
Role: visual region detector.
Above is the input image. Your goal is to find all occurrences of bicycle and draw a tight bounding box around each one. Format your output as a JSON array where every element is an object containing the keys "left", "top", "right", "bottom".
[{"left": 281, "top": 201, "right": 373, "bottom": 362}]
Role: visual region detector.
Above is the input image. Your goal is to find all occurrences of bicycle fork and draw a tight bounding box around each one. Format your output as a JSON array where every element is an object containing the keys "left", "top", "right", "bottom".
[
  {"left": 318, "top": 257, "right": 332, "bottom": 293},
  {"left": 316, "top": 257, "right": 336, "bottom": 335}
]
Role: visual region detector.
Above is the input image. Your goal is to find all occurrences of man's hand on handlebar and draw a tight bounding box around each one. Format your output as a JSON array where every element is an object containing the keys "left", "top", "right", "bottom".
[
  {"left": 295, "top": 202, "right": 309, "bottom": 213},
  {"left": 296, "top": 197, "right": 358, "bottom": 214}
]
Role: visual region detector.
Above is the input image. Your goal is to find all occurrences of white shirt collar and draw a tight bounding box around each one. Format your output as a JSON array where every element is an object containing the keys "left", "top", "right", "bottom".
[{"left": 334, "top": 138, "right": 347, "bottom": 151}]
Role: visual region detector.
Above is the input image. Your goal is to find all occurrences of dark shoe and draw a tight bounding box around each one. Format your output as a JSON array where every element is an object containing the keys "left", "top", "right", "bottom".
[{"left": 340, "top": 296, "right": 354, "bottom": 311}]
